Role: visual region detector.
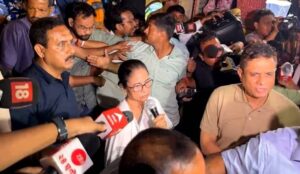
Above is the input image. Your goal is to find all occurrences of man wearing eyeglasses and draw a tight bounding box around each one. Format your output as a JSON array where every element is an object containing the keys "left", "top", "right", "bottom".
[{"left": 65, "top": 2, "right": 132, "bottom": 116}]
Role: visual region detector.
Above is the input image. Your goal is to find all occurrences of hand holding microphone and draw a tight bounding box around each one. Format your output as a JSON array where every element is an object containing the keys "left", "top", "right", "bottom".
[
  {"left": 145, "top": 98, "right": 159, "bottom": 118},
  {"left": 152, "top": 115, "right": 168, "bottom": 129},
  {"left": 40, "top": 138, "right": 94, "bottom": 174},
  {"left": 95, "top": 107, "right": 133, "bottom": 139},
  {"left": 280, "top": 62, "right": 294, "bottom": 82},
  {"left": 65, "top": 117, "right": 106, "bottom": 138},
  {"left": 145, "top": 98, "right": 168, "bottom": 129}
]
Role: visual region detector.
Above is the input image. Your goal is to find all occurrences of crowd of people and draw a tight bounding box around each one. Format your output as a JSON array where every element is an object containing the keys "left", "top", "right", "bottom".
[{"left": 0, "top": 0, "right": 300, "bottom": 174}]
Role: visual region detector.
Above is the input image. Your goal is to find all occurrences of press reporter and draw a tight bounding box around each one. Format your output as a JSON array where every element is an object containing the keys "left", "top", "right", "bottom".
[{"left": 245, "top": 9, "right": 281, "bottom": 44}]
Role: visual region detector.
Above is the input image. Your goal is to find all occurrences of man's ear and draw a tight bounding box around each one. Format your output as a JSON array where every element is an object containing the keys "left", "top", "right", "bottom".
[
  {"left": 254, "top": 22, "right": 258, "bottom": 30},
  {"left": 34, "top": 44, "right": 46, "bottom": 60},
  {"left": 116, "top": 23, "right": 123, "bottom": 32},
  {"left": 48, "top": 6, "right": 54, "bottom": 15},
  {"left": 68, "top": 18, "right": 74, "bottom": 27},
  {"left": 237, "top": 67, "right": 243, "bottom": 80}
]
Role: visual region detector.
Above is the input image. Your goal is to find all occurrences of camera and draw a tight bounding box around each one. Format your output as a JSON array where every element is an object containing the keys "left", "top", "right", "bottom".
[
  {"left": 279, "top": 14, "right": 298, "bottom": 31},
  {"left": 177, "top": 88, "right": 197, "bottom": 99},
  {"left": 203, "top": 11, "right": 245, "bottom": 45}
]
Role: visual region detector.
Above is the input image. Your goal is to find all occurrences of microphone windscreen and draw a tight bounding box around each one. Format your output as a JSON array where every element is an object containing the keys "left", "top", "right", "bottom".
[
  {"left": 0, "top": 77, "right": 39, "bottom": 109},
  {"left": 145, "top": 98, "right": 159, "bottom": 117},
  {"left": 77, "top": 133, "right": 101, "bottom": 158},
  {"left": 145, "top": 98, "right": 156, "bottom": 110},
  {"left": 123, "top": 111, "right": 134, "bottom": 122},
  {"left": 281, "top": 62, "right": 294, "bottom": 75}
]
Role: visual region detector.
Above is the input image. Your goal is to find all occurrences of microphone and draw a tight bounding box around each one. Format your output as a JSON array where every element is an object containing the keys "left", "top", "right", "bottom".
[
  {"left": 280, "top": 62, "right": 294, "bottom": 82},
  {"left": 0, "top": 77, "right": 39, "bottom": 109},
  {"left": 175, "top": 20, "right": 202, "bottom": 34},
  {"left": 122, "top": 111, "right": 134, "bottom": 122},
  {"left": 40, "top": 137, "right": 95, "bottom": 174},
  {"left": 145, "top": 98, "right": 159, "bottom": 118},
  {"left": 220, "top": 56, "right": 236, "bottom": 72},
  {"left": 95, "top": 107, "right": 133, "bottom": 139}
]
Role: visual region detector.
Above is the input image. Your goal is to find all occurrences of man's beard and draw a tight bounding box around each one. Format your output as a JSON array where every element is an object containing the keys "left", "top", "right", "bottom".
[
  {"left": 71, "top": 28, "right": 90, "bottom": 41},
  {"left": 28, "top": 17, "right": 40, "bottom": 23},
  {"left": 77, "top": 34, "right": 90, "bottom": 41}
]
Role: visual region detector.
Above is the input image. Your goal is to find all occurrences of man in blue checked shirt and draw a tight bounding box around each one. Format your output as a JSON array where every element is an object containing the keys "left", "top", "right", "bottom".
[{"left": 206, "top": 127, "right": 300, "bottom": 174}]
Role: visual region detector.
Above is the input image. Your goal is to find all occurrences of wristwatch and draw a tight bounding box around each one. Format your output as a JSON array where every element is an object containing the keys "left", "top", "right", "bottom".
[{"left": 51, "top": 116, "right": 68, "bottom": 143}]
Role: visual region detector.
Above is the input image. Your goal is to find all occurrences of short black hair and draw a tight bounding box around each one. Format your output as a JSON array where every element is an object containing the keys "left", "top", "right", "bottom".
[
  {"left": 104, "top": 7, "right": 133, "bottom": 32},
  {"left": 29, "top": 17, "right": 65, "bottom": 47},
  {"left": 147, "top": 13, "right": 176, "bottom": 39},
  {"left": 65, "top": 2, "right": 96, "bottom": 25},
  {"left": 118, "top": 59, "right": 148, "bottom": 88},
  {"left": 240, "top": 43, "right": 277, "bottom": 69},
  {"left": 119, "top": 128, "right": 199, "bottom": 174},
  {"left": 196, "top": 31, "right": 218, "bottom": 54},
  {"left": 167, "top": 5, "right": 185, "bottom": 15},
  {"left": 253, "top": 9, "right": 274, "bottom": 23},
  {"left": 24, "top": 0, "right": 54, "bottom": 6},
  {"left": 185, "top": 31, "right": 217, "bottom": 58}
]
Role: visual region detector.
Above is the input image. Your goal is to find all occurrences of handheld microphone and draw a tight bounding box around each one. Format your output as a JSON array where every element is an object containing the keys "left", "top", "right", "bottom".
[
  {"left": 280, "top": 62, "right": 294, "bottom": 82},
  {"left": 145, "top": 98, "right": 159, "bottom": 118},
  {"left": 220, "top": 55, "right": 236, "bottom": 72},
  {"left": 0, "top": 77, "right": 39, "bottom": 109},
  {"left": 95, "top": 107, "right": 133, "bottom": 139},
  {"left": 175, "top": 20, "right": 202, "bottom": 34},
  {"left": 40, "top": 137, "right": 94, "bottom": 174}
]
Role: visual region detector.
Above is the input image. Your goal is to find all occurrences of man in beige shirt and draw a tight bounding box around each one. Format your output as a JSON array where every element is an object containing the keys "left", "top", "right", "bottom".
[{"left": 200, "top": 43, "right": 300, "bottom": 155}]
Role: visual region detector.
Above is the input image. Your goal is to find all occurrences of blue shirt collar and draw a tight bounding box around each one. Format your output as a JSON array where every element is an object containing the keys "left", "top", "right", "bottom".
[{"left": 32, "top": 63, "right": 69, "bottom": 85}]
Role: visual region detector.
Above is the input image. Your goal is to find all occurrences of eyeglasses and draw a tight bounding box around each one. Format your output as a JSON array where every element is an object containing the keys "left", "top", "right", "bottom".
[
  {"left": 75, "top": 24, "right": 95, "bottom": 31},
  {"left": 127, "top": 78, "right": 153, "bottom": 92}
]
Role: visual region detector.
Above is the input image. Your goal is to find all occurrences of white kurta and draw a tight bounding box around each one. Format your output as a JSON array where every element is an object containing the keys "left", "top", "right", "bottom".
[{"left": 104, "top": 96, "right": 173, "bottom": 167}]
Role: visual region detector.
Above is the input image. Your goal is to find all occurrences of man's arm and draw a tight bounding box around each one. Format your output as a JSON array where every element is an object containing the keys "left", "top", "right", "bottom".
[
  {"left": 74, "top": 41, "right": 130, "bottom": 60},
  {"left": 0, "top": 21, "right": 25, "bottom": 73},
  {"left": 0, "top": 117, "right": 106, "bottom": 171},
  {"left": 69, "top": 75, "right": 105, "bottom": 87},
  {"left": 200, "top": 88, "right": 222, "bottom": 155},
  {"left": 75, "top": 39, "right": 108, "bottom": 48},
  {"left": 74, "top": 46, "right": 106, "bottom": 60},
  {"left": 200, "top": 130, "right": 222, "bottom": 155},
  {"left": 86, "top": 52, "right": 120, "bottom": 74},
  {"left": 274, "top": 85, "right": 300, "bottom": 105},
  {"left": 206, "top": 153, "right": 226, "bottom": 174},
  {"left": 220, "top": 134, "right": 263, "bottom": 174}
]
